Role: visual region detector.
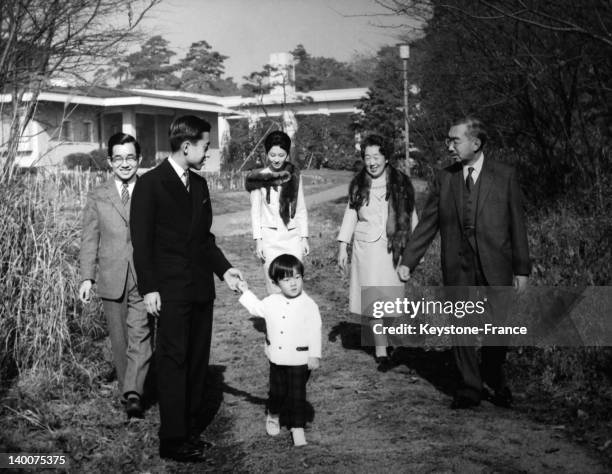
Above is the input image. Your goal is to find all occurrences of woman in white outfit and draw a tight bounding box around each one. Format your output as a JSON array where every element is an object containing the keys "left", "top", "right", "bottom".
[
  {"left": 337, "top": 134, "right": 418, "bottom": 371},
  {"left": 246, "top": 131, "right": 309, "bottom": 294}
]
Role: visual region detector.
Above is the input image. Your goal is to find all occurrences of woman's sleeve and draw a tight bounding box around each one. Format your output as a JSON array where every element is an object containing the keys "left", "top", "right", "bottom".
[
  {"left": 337, "top": 202, "right": 357, "bottom": 243},
  {"left": 250, "top": 189, "right": 262, "bottom": 239},
  {"left": 295, "top": 176, "right": 308, "bottom": 238}
]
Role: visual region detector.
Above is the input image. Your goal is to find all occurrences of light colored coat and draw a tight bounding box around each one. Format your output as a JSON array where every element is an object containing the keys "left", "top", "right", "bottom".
[
  {"left": 249, "top": 171, "right": 308, "bottom": 240},
  {"left": 239, "top": 290, "right": 322, "bottom": 366},
  {"left": 80, "top": 179, "right": 134, "bottom": 299}
]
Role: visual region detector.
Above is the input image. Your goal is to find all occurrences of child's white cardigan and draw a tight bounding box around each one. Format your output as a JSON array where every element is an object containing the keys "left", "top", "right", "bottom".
[{"left": 239, "top": 290, "right": 322, "bottom": 366}]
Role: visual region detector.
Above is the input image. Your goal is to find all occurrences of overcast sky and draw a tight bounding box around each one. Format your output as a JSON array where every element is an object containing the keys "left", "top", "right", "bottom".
[{"left": 138, "top": 0, "right": 415, "bottom": 83}]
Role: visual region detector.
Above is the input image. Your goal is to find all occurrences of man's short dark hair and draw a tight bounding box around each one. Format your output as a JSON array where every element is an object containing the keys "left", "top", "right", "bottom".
[
  {"left": 360, "top": 134, "right": 393, "bottom": 160},
  {"left": 107, "top": 133, "right": 141, "bottom": 157},
  {"left": 169, "top": 115, "right": 211, "bottom": 152},
  {"left": 268, "top": 254, "right": 304, "bottom": 283},
  {"left": 452, "top": 116, "right": 488, "bottom": 150}
]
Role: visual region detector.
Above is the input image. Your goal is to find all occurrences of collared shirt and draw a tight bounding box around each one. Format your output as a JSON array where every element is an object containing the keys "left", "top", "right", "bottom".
[
  {"left": 168, "top": 156, "right": 188, "bottom": 180},
  {"left": 239, "top": 290, "right": 322, "bottom": 366},
  {"left": 463, "top": 152, "right": 484, "bottom": 184},
  {"left": 113, "top": 177, "right": 136, "bottom": 199}
]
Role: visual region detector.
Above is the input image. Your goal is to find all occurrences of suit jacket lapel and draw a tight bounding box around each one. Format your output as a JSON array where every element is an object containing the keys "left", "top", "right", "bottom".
[
  {"left": 476, "top": 157, "right": 494, "bottom": 220},
  {"left": 188, "top": 171, "right": 204, "bottom": 240},
  {"left": 160, "top": 158, "right": 191, "bottom": 210},
  {"left": 451, "top": 167, "right": 463, "bottom": 227},
  {"left": 105, "top": 179, "right": 128, "bottom": 223}
]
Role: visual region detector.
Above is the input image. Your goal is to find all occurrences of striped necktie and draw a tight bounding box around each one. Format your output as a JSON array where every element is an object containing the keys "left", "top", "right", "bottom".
[
  {"left": 121, "top": 182, "right": 129, "bottom": 206},
  {"left": 183, "top": 171, "right": 190, "bottom": 192},
  {"left": 465, "top": 167, "right": 475, "bottom": 193}
]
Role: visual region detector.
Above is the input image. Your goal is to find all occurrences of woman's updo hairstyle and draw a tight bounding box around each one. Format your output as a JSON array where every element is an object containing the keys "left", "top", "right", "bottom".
[{"left": 264, "top": 130, "right": 291, "bottom": 155}]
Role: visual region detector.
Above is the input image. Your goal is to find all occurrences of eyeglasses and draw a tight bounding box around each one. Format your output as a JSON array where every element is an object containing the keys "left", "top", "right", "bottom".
[
  {"left": 110, "top": 155, "right": 138, "bottom": 165},
  {"left": 444, "top": 137, "right": 472, "bottom": 147}
]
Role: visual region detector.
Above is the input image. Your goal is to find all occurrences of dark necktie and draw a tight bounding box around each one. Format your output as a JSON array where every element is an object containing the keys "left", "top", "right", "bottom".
[
  {"left": 183, "top": 171, "right": 190, "bottom": 192},
  {"left": 465, "top": 167, "right": 475, "bottom": 193},
  {"left": 121, "top": 182, "right": 129, "bottom": 206}
]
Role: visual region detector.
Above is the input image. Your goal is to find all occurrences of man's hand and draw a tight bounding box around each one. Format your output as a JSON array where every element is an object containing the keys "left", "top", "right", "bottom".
[
  {"left": 144, "top": 292, "right": 162, "bottom": 317},
  {"left": 78, "top": 280, "right": 93, "bottom": 303},
  {"left": 513, "top": 275, "right": 528, "bottom": 294},
  {"left": 307, "top": 357, "right": 320, "bottom": 370},
  {"left": 237, "top": 280, "right": 249, "bottom": 293},
  {"left": 337, "top": 243, "right": 348, "bottom": 276},
  {"left": 224, "top": 268, "right": 244, "bottom": 292},
  {"left": 397, "top": 265, "right": 411, "bottom": 282},
  {"left": 301, "top": 237, "right": 310, "bottom": 257}
]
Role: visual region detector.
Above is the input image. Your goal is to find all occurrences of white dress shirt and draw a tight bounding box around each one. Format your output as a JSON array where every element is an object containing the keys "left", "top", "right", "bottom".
[
  {"left": 114, "top": 178, "right": 136, "bottom": 198},
  {"left": 463, "top": 152, "right": 484, "bottom": 184},
  {"left": 168, "top": 156, "right": 188, "bottom": 183},
  {"left": 239, "top": 290, "right": 322, "bottom": 366}
]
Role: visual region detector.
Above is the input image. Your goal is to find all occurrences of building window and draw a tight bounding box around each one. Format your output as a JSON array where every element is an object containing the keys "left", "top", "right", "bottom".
[
  {"left": 60, "top": 120, "right": 73, "bottom": 141},
  {"left": 80, "top": 121, "right": 93, "bottom": 142}
]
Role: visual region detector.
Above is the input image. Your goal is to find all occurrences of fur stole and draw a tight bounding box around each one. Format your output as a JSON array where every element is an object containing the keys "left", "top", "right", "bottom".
[
  {"left": 348, "top": 165, "right": 415, "bottom": 266},
  {"left": 245, "top": 162, "right": 300, "bottom": 227}
]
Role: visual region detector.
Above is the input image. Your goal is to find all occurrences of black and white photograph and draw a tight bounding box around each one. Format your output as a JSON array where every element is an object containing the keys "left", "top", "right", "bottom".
[{"left": 0, "top": 0, "right": 611, "bottom": 472}]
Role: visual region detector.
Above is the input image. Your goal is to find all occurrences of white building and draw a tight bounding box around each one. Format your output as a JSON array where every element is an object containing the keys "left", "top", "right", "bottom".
[{"left": 0, "top": 55, "right": 369, "bottom": 172}]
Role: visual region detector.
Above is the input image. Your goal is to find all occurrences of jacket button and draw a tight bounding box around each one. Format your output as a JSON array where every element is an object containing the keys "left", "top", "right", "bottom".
[
  {"left": 279, "top": 346, "right": 282, "bottom": 349},
  {"left": 280, "top": 331, "right": 284, "bottom": 334}
]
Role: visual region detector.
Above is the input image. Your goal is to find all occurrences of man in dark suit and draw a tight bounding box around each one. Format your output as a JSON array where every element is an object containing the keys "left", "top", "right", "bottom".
[
  {"left": 398, "top": 117, "right": 530, "bottom": 409},
  {"left": 131, "top": 115, "right": 243, "bottom": 462},
  {"left": 79, "top": 133, "right": 151, "bottom": 419}
]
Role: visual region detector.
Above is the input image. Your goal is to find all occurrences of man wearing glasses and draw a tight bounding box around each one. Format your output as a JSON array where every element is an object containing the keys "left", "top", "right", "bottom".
[
  {"left": 79, "top": 132, "right": 151, "bottom": 420},
  {"left": 398, "top": 117, "right": 530, "bottom": 410}
]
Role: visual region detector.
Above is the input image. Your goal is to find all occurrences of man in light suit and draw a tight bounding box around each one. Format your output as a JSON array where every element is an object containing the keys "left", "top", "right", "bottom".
[
  {"left": 79, "top": 133, "right": 151, "bottom": 419},
  {"left": 130, "top": 115, "right": 243, "bottom": 463},
  {"left": 398, "top": 117, "right": 530, "bottom": 409}
]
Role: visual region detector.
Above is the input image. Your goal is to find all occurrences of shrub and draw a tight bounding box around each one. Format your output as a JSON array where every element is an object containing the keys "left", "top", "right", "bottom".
[{"left": 63, "top": 150, "right": 109, "bottom": 171}]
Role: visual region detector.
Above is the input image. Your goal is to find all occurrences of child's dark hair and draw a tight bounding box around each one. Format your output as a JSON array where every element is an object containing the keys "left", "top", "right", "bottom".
[{"left": 268, "top": 254, "right": 304, "bottom": 283}]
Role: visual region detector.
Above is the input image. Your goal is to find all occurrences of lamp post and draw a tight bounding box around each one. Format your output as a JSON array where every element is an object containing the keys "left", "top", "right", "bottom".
[{"left": 399, "top": 44, "right": 410, "bottom": 176}]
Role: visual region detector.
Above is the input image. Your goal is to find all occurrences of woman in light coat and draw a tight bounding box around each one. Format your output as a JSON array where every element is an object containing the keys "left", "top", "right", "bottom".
[
  {"left": 338, "top": 134, "right": 418, "bottom": 371},
  {"left": 246, "top": 131, "right": 309, "bottom": 294}
]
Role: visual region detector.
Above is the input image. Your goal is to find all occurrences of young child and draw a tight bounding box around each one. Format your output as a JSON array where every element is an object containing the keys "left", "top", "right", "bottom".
[{"left": 237, "top": 254, "right": 321, "bottom": 446}]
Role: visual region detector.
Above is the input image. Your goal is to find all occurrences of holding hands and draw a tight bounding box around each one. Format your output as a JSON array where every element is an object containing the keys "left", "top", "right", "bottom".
[{"left": 224, "top": 268, "right": 245, "bottom": 292}]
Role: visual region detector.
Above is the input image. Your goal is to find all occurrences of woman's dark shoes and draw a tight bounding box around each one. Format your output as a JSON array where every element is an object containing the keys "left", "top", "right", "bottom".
[
  {"left": 159, "top": 441, "right": 207, "bottom": 463},
  {"left": 125, "top": 394, "right": 144, "bottom": 419}
]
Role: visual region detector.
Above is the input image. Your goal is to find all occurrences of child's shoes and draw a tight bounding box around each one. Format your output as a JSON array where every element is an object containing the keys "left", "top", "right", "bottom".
[
  {"left": 266, "top": 414, "right": 280, "bottom": 436},
  {"left": 291, "top": 427, "right": 307, "bottom": 446}
]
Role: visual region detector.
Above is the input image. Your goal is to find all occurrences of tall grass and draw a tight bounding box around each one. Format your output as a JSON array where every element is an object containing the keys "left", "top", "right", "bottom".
[{"left": 0, "top": 169, "right": 107, "bottom": 385}]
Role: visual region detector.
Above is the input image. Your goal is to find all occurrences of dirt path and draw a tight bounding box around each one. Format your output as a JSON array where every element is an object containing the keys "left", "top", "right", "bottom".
[
  {"left": 2, "top": 182, "right": 606, "bottom": 473},
  {"left": 199, "top": 233, "right": 607, "bottom": 473}
]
